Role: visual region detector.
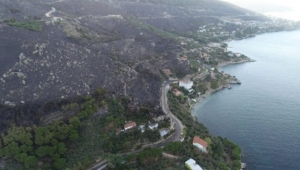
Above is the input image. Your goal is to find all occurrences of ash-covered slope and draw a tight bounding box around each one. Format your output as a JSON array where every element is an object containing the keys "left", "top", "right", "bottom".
[{"left": 0, "top": 0, "right": 265, "bottom": 127}]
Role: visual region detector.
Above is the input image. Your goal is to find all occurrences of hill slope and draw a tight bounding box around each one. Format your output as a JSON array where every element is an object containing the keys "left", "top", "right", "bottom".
[{"left": 0, "top": 0, "right": 267, "bottom": 128}]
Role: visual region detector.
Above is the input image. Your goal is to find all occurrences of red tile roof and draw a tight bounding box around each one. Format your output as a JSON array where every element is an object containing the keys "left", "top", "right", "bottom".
[
  {"left": 124, "top": 121, "right": 137, "bottom": 130},
  {"left": 193, "top": 136, "right": 208, "bottom": 148}
]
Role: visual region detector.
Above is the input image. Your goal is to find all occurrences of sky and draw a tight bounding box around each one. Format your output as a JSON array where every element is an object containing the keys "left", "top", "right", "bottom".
[{"left": 222, "top": 0, "right": 300, "bottom": 20}]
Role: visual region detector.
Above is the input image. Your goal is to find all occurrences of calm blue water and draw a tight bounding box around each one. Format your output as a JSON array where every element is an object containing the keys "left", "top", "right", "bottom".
[{"left": 193, "top": 30, "right": 300, "bottom": 170}]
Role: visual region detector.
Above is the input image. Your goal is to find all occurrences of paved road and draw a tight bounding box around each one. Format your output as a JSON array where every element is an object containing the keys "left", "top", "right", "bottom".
[
  {"left": 161, "top": 80, "right": 184, "bottom": 142},
  {"left": 90, "top": 80, "right": 183, "bottom": 170},
  {"left": 89, "top": 160, "right": 108, "bottom": 170}
]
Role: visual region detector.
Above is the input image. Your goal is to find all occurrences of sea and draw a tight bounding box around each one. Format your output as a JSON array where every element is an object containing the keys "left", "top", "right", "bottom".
[{"left": 192, "top": 30, "right": 300, "bottom": 170}]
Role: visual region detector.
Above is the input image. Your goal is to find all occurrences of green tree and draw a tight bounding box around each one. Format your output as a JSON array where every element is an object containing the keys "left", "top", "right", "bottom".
[
  {"left": 57, "top": 142, "right": 67, "bottom": 154},
  {"left": 20, "top": 144, "right": 33, "bottom": 153},
  {"left": 204, "top": 137, "right": 212, "bottom": 145},
  {"left": 232, "top": 160, "right": 241, "bottom": 170},
  {"left": 138, "top": 148, "right": 162, "bottom": 164},
  {"left": 24, "top": 156, "right": 38, "bottom": 168},
  {"left": 35, "top": 127, "right": 53, "bottom": 145},
  {"left": 212, "top": 141, "right": 223, "bottom": 158},
  {"left": 54, "top": 158, "right": 66, "bottom": 169},
  {"left": 210, "top": 80, "right": 219, "bottom": 89},
  {"left": 69, "top": 116, "right": 81, "bottom": 129},
  {"left": 219, "top": 163, "right": 229, "bottom": 170},
  {"left": 69, "top": 133, "right": 79, "bottom": 141},
  {"left": 231, "top": 147, "right": 241, "bottom": 160},
  {"left": 163, "top": 142, "right": 181, "bottom": 155},
  {"left": 107, "top": 155, "right": 123, "bottom": 169},
  {"left": 2, "top": 142, "right": 20, "bottom": 157},
  {"left": 36, "top": 146, "right": 48, "bottom": 157},
  {"left": 15, "top": 152, "right": 28, "bottom": 163},
  {"left": 69, "top": 103, "right": 79, "bottom": 110}
]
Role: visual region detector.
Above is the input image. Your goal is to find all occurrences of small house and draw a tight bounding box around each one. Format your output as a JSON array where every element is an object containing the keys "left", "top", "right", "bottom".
[
  {"left": 193, "top": 136, "right": 208, "bottom": 153},
  {"left": 185, "top": 158, "right": 203, "bottom": 170},
  {"left": 124, "top": 121, "right": 137, "bottom": 131},
  {"left": 148, "top": 123, "right": 158, "bottom": 130}
]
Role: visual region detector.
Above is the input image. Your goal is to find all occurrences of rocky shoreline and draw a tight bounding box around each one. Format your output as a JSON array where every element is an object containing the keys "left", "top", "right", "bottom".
[{"left": 218, "top": 58, "right": 256, "bottom": 68}]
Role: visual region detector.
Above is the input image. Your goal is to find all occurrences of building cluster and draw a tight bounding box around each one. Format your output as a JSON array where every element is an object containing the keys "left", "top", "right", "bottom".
[
  {"left": 193, "top": 18, "right": 300, "bottom": 43},
  {"left": 124, "top": 121, "right": 159, "bottom": 132},
  {"left": 123, "top": 120, "right": 169, "bottom": 138}
]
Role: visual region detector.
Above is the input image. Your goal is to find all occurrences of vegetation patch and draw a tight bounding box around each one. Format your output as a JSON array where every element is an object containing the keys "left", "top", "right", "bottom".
[
  {"left": 126, "top": 17, "right": 179, "bottom": 40},
  {"left": 0, "top": 89, "right": 104, "bottom": 169},
  {"left": 2, "top": 18, "right": 43, "bottom": 32}
]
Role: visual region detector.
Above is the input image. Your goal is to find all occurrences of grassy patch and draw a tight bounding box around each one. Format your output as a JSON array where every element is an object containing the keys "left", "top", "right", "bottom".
[
  {"left": 3, "top": 18, "right": 43, "bottom": 32},
  {"left": 126, "top": 17, "right": 179, "bottom": 40}
]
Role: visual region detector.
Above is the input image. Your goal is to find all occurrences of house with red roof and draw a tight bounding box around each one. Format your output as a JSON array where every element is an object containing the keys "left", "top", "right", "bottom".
[
  {"left": 124, "top": 121, "right": 137, "bottom": 131},
  {"left": 193, "top": 136, "right": 208, "bottom": 153}
]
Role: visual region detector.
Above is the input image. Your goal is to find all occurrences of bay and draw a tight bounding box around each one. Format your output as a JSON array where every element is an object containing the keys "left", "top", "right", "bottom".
[{"left": 193, "top": 30, "right": 300, "bottom": 170}]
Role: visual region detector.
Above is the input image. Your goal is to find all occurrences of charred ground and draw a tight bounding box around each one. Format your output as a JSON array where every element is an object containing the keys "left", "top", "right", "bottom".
[{"left": 0, "top": 0, "right": 267, "bottom": 128}]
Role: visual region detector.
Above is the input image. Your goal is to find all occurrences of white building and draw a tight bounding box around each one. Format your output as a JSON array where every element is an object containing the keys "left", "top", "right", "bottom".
[
  {"left": 185, "top": 158, "right": 203, "bottom": 170},
  {"left": 179, "top": 79, "right": 194, "bottom": 92},
  {"left": 148, "top": 123, "right": 158, "bottom": 130},
  {"left": 139, "top": 124, "right": 145, "bottom": 133},
  {"left": 193, "top": 136, "right": 208, "bottom": 153},
  {"left": 207, "top": 42, "right": 221, "bottom": 48}
]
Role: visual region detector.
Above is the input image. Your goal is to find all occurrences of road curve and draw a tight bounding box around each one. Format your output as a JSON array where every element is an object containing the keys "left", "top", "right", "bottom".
[
  {"left": 89, "top": 81, "right": 184, "bottom": 170},
  {"left": 161, "top": 80, "right": 184, "bottom": 141}
]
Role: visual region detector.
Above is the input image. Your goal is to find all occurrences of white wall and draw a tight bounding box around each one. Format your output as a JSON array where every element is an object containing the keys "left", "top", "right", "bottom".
[{"left": 193, "top": 143, "right": 207, "bottom": 153}]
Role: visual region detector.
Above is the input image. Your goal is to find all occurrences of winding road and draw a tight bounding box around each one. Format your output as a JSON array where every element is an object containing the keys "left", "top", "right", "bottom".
[
  {"left": 89, "top": 80, "right": 183, "bottom": 170},
  {"left": 161, "top": 80, "right": 184, "bottom": 142}
]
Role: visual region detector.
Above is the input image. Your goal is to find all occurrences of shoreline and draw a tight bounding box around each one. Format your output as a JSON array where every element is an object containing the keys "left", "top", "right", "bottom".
[
  {"left": 189, "top": 85, "right": 224, "bottom": 114},
  {"left": 188, "top": 60, "right": 248, "bottom": 168},
  {"left": 217, "top": 58, "right": 256, "bottom": 68},
  {"left": 190, "top": 59, "right": 254, "bottom": 113}
]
